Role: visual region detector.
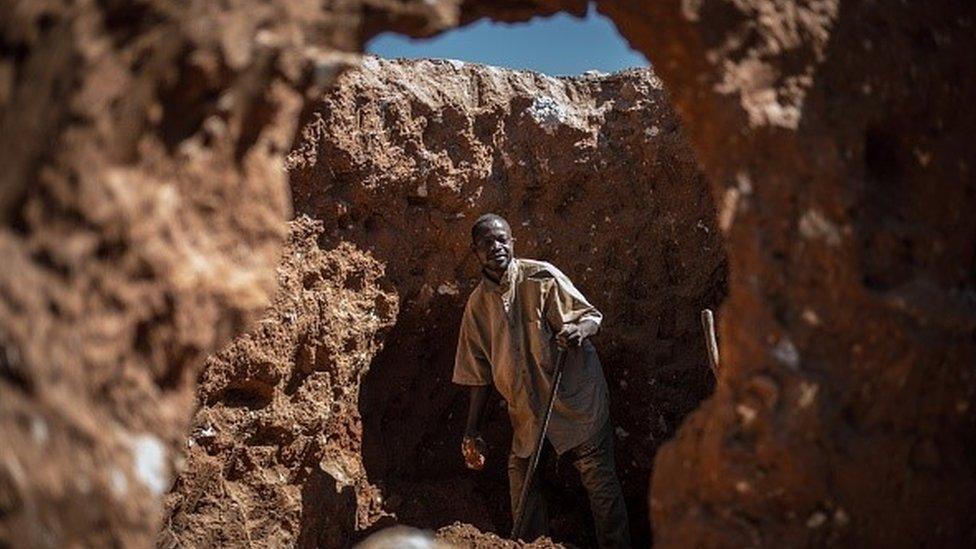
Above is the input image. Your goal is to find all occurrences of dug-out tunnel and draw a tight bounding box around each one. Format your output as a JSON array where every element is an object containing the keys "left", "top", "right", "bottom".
[{"left": 288, "top": 58, "right": 727, "bottom": 546}]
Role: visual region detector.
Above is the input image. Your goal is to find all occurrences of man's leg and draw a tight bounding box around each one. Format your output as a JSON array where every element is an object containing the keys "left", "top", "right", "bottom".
[
  {"left": 569, "top": 422, "right": 631, "bottom": 549},
  {"left": 507, "top": 451, "right": 548, "bottom": 541}
]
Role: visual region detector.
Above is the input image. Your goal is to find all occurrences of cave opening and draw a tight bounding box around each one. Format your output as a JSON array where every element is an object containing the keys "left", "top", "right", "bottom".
[{"left": 287, "top": 51, "right": 728, "bottom": 547}]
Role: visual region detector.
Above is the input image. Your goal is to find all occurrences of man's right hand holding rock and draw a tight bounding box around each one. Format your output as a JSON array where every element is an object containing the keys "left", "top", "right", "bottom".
[{"left": 462, "top": 432, "right": 486, "bottom": 470}]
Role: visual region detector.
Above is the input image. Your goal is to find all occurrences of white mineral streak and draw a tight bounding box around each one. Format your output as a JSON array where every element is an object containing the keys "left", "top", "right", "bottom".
[
  {"left": 527, "top": 96, "right": 570, "bottom": 133},
  {"left": 682, "top": 0, "right": 704, "bottom": 21},
  {"left": 802, "top": 308, "right": 821, "bottom": 325},
  {"left": 807, "top": 511, "right": 828, "bottom": 528},
  {"left": 718, "top": 172, "right": 753, "bottom": 233},
  {"left": 719, "top": 187, "right": 741, "bottom": 233},
  {"left": 109, "top": 468, "right": 128, "bottom": 497},
  {"left": 361, "top": 56, "right": 381, "bottom": 72},
  {"left": 735, "top": 403, "right": 757, "bottom": 425},
  {"left": 30, "top": 416, "right": 48, "bottom": 444}
]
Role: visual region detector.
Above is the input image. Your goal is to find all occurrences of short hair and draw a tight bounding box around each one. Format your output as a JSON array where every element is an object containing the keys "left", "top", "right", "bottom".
[{"left": 470, "top": 213, "right": 510, "bottom": 243}]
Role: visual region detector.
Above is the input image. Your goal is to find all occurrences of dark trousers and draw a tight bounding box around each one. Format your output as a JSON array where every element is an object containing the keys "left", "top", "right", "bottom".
[{"left": 508, "top": 421, "right": 631, "bottom": 548}]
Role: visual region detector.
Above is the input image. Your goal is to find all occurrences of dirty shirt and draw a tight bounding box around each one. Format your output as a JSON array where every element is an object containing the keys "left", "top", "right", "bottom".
[{"left": 453, "top": 258, "right": 610, "bottom": 458}]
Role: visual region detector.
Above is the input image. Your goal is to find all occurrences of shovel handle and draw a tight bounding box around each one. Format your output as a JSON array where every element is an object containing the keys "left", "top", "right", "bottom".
[
  {"left": 701, "top": 309, "right": 720, "bottom": 377},
  {"left": 510, "top": 347, "right": 568, "bottom": 540}
]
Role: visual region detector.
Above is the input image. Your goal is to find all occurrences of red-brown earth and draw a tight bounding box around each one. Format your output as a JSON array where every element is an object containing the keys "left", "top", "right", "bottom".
[{"left": 3, "top": 0, "right": 975, "bottom": 547}]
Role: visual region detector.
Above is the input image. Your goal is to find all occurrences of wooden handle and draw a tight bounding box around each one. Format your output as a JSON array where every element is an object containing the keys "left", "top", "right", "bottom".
[
  {"left": 510, "top": 348, "right": 567, "bottom": 540},
  {"left": 701, "top": 309, "right": 720, "bottom": 377}
]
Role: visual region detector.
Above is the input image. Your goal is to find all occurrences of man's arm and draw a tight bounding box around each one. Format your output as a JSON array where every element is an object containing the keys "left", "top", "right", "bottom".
[
  {"left": 454, "top": 301, "right": 492, "bottom": 470},
  {"left": 464, "top": 385, "right": 489, "bottom": 436},
  {"left": 543, "top": 264, "right": 603, "bottom": 348}
]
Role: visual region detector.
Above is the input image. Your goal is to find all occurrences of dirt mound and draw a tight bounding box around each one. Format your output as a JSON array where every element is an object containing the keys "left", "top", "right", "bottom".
[
  {"left": 436, "top": 522, "right": 561, "bottom": 548},
  {"left": 160, "top": 217, "right": 397, "bottom": 547},
  {"left": 286, "top": 58, "right": 724, "bottom": 545},
  {"left": 352, "top": 523, "right": 562, "bottom": 548}
]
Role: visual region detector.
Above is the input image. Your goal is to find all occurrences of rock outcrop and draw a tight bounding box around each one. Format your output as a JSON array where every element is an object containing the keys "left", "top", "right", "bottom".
[{"left": 160, "top": 217, "right": 397, "bottom": 548}]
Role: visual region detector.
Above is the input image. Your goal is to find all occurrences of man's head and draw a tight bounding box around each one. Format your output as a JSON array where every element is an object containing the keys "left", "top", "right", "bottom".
[{"left": 470, "top": 213, "right": 514, "bottom": 277}]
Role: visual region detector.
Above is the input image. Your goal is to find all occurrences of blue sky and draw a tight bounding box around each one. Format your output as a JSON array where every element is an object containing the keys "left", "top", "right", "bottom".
[{"left": 366, "top": 4, "right": 648, "bottom": 76}]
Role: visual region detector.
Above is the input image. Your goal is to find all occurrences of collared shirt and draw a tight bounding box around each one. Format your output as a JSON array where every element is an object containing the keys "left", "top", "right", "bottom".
[{"left": 452, "top": 258, "right": 610, "bottom": 457}]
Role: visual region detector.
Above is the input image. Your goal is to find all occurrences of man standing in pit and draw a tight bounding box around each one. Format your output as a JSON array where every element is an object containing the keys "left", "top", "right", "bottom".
[{"left": 452, "top": 213, "right": 631, "bottom": 548}]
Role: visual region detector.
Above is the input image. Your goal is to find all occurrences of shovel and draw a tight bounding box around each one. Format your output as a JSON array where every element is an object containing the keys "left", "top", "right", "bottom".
[{"left": 510, "top": 347, "right": 568, "bottom": 540}]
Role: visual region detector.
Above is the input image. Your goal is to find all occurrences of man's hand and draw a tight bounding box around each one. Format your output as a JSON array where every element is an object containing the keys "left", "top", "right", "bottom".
[
  {"left": 556, "top": 319, "right": 599, "bottom": 349},
  {"left": 461, "top": 434, "right": 486, "bottom": 470}
]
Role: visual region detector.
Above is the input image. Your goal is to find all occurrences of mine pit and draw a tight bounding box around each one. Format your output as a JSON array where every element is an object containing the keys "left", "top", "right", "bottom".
[
  {"left": 162, "top": 58, "right": 726, "bottom": 547},
  {"left": 6, "top": 1, "right": 973, "bottom": 548}
]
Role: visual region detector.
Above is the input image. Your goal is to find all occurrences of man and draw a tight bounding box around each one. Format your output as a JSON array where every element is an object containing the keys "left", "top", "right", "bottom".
[{"left": 452, "top": 213, "right": 631, "bottom": 548}]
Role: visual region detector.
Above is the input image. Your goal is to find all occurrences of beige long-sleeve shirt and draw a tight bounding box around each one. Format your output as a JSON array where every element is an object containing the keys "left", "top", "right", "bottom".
[{"left": 453, "top": 258, "right": 610, "bottom": 458}]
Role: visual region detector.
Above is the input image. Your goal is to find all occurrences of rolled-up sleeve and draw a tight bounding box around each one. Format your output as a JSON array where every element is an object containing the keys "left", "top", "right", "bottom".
[
  {"left": 544, "top": 264, "right": 603, "bottom": 332},
  {"left": 452, "top": 301, "right": 492, "bottom": 386}
]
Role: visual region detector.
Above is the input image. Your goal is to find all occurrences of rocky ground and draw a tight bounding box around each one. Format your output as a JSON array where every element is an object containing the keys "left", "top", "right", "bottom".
[{"left": 435, "top": 522, "right": 561, "bottom": 548}]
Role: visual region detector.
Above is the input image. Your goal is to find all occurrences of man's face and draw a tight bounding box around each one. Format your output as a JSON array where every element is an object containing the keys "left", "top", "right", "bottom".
[{"left": 472, "top": 220, "right": 514, "bottom": 274}]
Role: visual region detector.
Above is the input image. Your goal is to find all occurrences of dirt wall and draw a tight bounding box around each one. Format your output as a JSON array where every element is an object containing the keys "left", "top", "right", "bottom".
[
  {"left": 160, "top": 217, "right": 398, "bottom": 548},
  {"left": 286, "top": 58, "right": 724, "bottom": 546},
  {"left": 582, "top": 2, "right": 976, "bottom": 546},
  {"left": 161, "top": 57, "right": 725, "bottom": 548}
]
